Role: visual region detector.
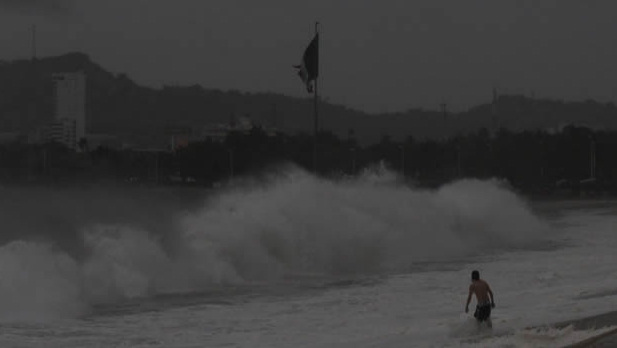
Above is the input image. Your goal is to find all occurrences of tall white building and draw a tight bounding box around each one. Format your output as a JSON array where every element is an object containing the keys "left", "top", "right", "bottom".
[
  {"left": 50, "top": 72, "right": 86, "bottom": 150},
  {"left": 48, "top": 118, "right": 76, "bottom": 147}
]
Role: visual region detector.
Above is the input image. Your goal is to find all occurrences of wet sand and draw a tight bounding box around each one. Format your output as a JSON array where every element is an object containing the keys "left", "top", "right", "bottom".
[
  {"left": 549, "top": 311, "right": 617, "bottom": 347},
  {"left": 566, "top": 328, "right": 617, "bottom": 347}
]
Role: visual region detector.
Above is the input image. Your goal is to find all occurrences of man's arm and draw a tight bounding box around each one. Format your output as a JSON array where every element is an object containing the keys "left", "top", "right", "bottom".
[
  {"left": 487, "top": 284, "right": 495, "bottom": 308},
  {"left": 465, "top": 284, "right": 473, "bottom": 313}
]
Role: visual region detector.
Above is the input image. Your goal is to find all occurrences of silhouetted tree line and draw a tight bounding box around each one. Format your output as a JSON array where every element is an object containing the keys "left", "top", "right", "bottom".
[{"left": 0, "top": 124, "right": 614, "bottom": 195}]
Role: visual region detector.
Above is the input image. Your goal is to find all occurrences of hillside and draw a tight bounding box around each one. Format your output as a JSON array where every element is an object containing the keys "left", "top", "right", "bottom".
[{"left": 1, "top": 52, "right": 617, "bottom": 146}]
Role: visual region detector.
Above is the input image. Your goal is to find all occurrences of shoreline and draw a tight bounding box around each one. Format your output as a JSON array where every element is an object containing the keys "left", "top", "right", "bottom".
[
  {"left": 552, "top": 310, "right": 617, "bottom": 331},
  {"left": 540, "top": 310, "right": 617, "bottom": 347}
]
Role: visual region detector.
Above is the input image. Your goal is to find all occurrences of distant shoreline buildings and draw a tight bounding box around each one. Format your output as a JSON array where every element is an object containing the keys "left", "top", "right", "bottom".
[
  {"left": 170, "top": 116, "right": 278, "bottom": 152},
  {"left": 48, "top": 72, "right": 86, "bottom": 151}
]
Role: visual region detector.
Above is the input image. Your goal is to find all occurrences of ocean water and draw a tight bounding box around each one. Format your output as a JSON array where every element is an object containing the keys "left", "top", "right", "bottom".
[{"left": 0, "top": 166, "right": 616, "bottom": 347}]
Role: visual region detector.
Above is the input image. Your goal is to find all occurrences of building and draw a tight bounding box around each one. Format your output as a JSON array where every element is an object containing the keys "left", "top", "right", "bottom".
[
  {"left": 47, "top": 118, "right": 76, "bottom": 147},
  {"left": 86, "top": 133, "right": 121, "bottom": 150},
  {"left": 49, "top": 72, "right": 86, "bottom": 150},
  {"left": 200, "top": 116, "right": 256, "bottom": 142},
  {"left": 171, "top": 134, "right": 191, "bottom": 151}
]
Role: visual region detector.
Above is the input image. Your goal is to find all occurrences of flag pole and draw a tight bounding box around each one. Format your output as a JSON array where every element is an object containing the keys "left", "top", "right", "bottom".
[{"left": 312, "top": 21, "right": 319, "bottom": 173}]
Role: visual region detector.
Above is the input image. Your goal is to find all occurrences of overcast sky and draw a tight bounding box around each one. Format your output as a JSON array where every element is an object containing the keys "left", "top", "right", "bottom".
[{"left": 1, "top": 0, "right": 616, "bottom": 113}]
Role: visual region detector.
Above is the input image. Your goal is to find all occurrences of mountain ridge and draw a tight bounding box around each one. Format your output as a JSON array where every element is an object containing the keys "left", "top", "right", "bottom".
[{"left": 1, "top": 52, "right": 616, "bottom": 146}]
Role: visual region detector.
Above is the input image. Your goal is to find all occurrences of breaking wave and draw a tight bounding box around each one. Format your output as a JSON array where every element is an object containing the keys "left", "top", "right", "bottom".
[{"left": 0, "top": 167, "right": 550, "bottom": 321}]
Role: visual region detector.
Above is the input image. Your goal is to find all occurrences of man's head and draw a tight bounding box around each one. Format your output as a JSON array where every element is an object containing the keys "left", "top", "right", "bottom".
[{"left": 471, "top": 270, "right": 480, "bottom": 281}]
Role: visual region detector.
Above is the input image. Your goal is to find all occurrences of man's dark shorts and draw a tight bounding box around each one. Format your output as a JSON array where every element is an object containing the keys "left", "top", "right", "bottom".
[{"left": 474, "top": 303, "right": 491, "bottom": 322}]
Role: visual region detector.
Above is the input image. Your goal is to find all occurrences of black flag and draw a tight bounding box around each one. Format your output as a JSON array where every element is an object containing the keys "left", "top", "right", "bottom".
[{"left": 294, "top": 33, "right": 319, "bottom": 93}]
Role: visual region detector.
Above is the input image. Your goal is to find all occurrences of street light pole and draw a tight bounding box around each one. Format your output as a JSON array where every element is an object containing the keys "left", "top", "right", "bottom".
[
  {"left": 590, "top": 137, "right": 596, "bottom": 179},
  {"left": 350, "top": 147, "right": 356, "bottom": 174},
  {"left": 155, "top": 151, "right": 159, "bottom": 185},
  {"left": 457, "top": 144, "right": 462, "bottom": 178},
  {"left": 399, "top": 145, "right": 405, "bottom": 177},
  {"left": 228, "top": 148, "right": 234, "bottom": 180}
]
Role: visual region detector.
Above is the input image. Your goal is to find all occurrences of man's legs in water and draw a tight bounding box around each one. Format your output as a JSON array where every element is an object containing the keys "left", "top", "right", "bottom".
[{"left": 475, "top": 304, "right": 493, "bottom": 329}]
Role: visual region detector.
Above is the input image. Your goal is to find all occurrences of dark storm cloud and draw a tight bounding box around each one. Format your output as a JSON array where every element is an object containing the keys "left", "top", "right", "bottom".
[
  {"left": 0, "top": 0, "right": 72, "bottom": 14},
  {"left": 3, "top": 0, "right": 617, "bottom": 112}
]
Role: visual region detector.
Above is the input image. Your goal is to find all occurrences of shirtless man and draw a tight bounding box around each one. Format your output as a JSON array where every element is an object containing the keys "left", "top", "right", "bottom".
[{"left": 465, "top": 270, "right": 495, "bottom": 327}]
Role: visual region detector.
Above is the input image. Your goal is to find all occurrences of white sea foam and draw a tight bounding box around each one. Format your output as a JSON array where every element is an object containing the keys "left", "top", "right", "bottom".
[
  {"left": 0, "top": 241, "right": 84, "bottom": 321},
  {"left": 0, "top": 175, "right": 616, "bottom": 346},
  {"left": 0, "top": 167, "right": 550, "bottom": 323}
]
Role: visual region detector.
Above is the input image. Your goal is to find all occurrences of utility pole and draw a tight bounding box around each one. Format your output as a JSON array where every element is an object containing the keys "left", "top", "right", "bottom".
[
  {"left": 590, "top": 137, "right": 596, "bottom": 180},
  {"left": 440, "top": 103, "right": 447, "bottom": 116},
  {"left": 440, "top": 102, "right": 448, "bottom": 140},
  {"left": 350, "top": 147, "right": 356, "bottom": 174},
  {"left": 271, "top": 103, "right": 278, "bottom": 129},
  {"left": 399, "top": 145, "right": 405, "bottom": 177},
  {"left": 492, "top": 87, "right": 499, "bottom": 135},
  {"left": 154, "top": 152, "right": 159, "bottom": 185},
  {"left": 228, "top": 148, "right": 234, "bottom": 180},
  {"left": 457, "top": 144, "right": 462, "bottom": 178}
]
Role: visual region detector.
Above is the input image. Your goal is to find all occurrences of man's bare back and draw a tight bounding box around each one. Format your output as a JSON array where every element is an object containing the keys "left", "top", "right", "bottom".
[{"left": 469, "top": 279, "right": 492, "bottom": 304}]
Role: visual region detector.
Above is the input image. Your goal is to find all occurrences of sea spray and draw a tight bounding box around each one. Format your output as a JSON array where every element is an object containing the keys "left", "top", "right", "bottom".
[
  {"left": 0, "top": 241, "right": 84, "bottom": 321},
  {"left": 0, "top": 167, "right": 550, "bottom": 321},
  {"left": 177, "top": 170, "right": 549, "bottom": 277}
]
